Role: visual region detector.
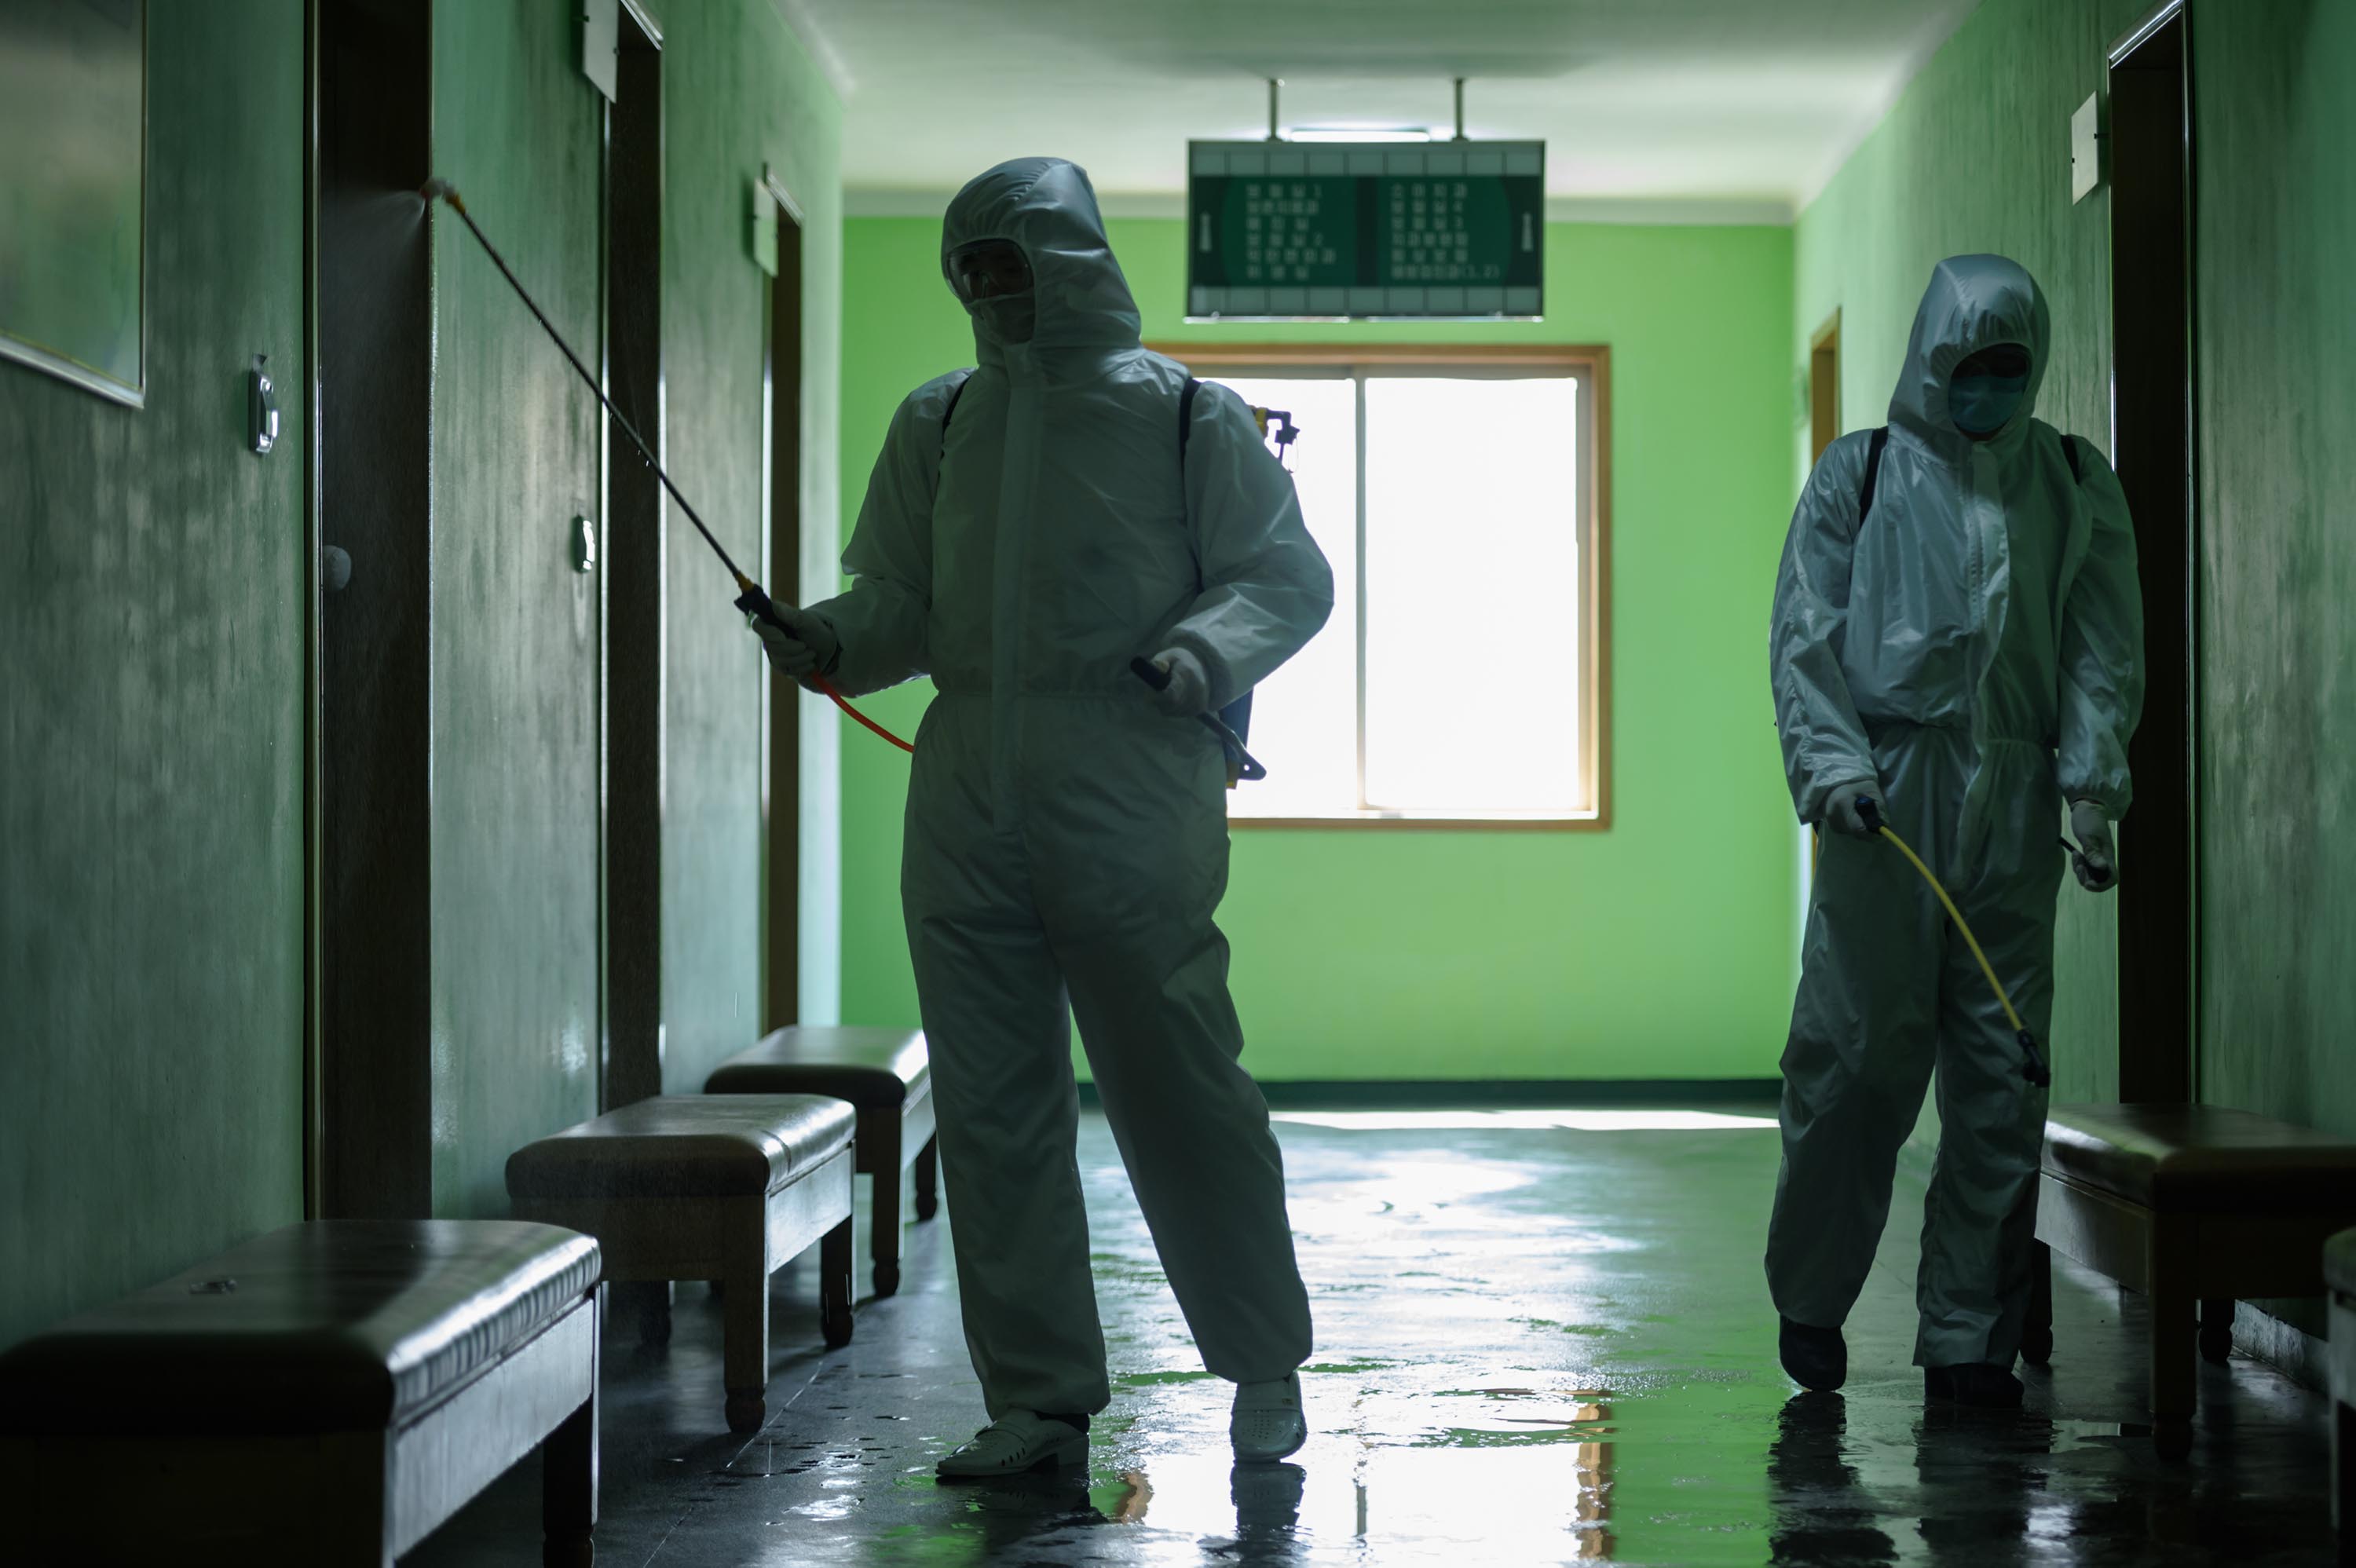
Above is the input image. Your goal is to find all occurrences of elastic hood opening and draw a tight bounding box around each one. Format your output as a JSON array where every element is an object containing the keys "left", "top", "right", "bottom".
[
  {"left": 940, "top": 158, "right": 1141, "bottom": 359},
  {"left": 1888, "top": 255, "right": 2051, "bottom": 447}
]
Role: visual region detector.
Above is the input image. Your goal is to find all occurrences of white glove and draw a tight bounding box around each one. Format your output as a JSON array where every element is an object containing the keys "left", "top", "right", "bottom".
[
  {"left": 1824, "top": 780, "right": 1882, "bottom": 841},
  {"left": 2070, "top": 799, "right": 2117, "bottom": 892},
  {"left": 751, "top": 604, "right": 840, "bottom": 679},
  {"left": 1147, "top": 647, "right": 1210, "bottom": 718}
]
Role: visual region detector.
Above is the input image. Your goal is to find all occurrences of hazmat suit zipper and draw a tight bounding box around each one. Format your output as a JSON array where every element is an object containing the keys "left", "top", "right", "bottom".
[{"left": 990, "top": 345, "right": 1047, "bottom": 832}]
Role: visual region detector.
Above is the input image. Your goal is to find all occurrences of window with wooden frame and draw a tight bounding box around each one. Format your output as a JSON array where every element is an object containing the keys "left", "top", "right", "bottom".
[{"left": 1152, "top": 344, "right": 1610, "bottom": 828}]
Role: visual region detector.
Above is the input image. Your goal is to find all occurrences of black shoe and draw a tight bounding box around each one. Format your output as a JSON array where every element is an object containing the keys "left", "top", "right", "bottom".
[
  {"left": 1778, "top": 1316, "right": 1847, "bottom": 1391},
  {"left": 1924, "top": 1362, "right": 2024, "bottom": 1408}
]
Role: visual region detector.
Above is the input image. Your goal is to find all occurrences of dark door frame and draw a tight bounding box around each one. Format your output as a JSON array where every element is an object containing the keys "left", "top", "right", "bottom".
[
  {"left": 763, "top": 169, "right": 806, "bottom": 1033},
  {"left": 2105, "top": 0, "right": 2198, "bottom": 1104},
  {"left": 600, "top": 1, "right": 666, "bottom": 1109},
  {"left": 1809, "top": 309, "right": 1841, "bottom": 464},
  {"left": 314, "top": 0, "right": 436, "bottom": 1218}
]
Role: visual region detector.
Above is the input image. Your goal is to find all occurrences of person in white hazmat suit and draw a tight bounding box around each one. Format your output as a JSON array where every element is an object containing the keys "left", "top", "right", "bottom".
[
  {"left": 1766, "top": 254, "right": 2143, "bottom": 1408},
  {"left": 753, "top": 158, "right": 1333, "bottom": 1473}
]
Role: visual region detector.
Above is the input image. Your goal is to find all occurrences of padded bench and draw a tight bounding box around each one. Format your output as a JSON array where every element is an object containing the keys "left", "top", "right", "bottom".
[
  {"left": 706, "top": 1026, "right": 938, "bottom": 1297},
  {"left": 0, "top": 1219, "right": 602, "bottom": 1566},
  {"left": 507, "top": 1093, "right": 856, "bottom": 1433},
  {"left": 2029, "top": 1103, "right": 2356, "bottom": 1457}
]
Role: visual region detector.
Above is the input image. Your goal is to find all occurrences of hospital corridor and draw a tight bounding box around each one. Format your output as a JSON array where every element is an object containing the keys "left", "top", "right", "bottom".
[{"left": 2, "top": 1, "right": 2352, "bottom": 1564}]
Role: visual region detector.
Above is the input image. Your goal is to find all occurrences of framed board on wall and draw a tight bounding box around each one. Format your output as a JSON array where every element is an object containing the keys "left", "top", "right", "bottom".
[{"left": 0, "top": 0, "right": 147, "bottom": 408}]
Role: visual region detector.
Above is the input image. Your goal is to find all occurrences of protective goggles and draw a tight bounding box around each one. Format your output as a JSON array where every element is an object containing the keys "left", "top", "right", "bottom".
[
  {"left": 946, "top": 238, "right": 1033, "bottom": 304},
  {"left": 1952, "top": 342, "right": 2032, "bottom": 380}
]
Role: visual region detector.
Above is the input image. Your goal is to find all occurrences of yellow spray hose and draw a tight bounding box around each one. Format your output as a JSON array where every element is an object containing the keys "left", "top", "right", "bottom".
[{"left": 1842, "top": 797, "right": 2053, "bottom": 1087}]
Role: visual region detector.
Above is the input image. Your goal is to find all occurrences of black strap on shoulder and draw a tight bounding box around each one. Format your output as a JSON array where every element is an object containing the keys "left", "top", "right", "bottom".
[
  {"left": 2060, "top": 433, "right": 2082, "bottom": 483},
  {"left": 937, "top": 367, "right": 976, "bottom": 445},
  {"left": 1858, "top": 425, "right": 1890, "bottom": 523},
  {"left": 1179, "top": 376, "right": 1200, "bottom": 472}
]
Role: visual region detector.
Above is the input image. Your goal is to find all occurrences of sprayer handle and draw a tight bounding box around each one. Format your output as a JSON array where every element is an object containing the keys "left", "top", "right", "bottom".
[
  {"left": 734, "top": 581, "right": 788, "bottom": 633},
  {"left": 2016, "top": 1029, "right": 2053, "bottom": 1088},
  {"left": 1856, "top": 795, "right": 1886, "bottom": 835}
]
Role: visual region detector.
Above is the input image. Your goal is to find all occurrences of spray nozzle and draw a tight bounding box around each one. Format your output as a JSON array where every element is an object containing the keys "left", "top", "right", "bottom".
[
  {"left": 2016, "top": 1029, "right": 2053, "bottom": 1087},
  {"left": 1856, "top": 795, "right": 1886, "bottom": 835},
  {"left": 419, "top": 177, "right": 464, "bottom": 214}
]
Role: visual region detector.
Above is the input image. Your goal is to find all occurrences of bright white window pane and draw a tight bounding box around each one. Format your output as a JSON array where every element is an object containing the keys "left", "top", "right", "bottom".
[
  {"left": 1204, "top": 375, "right": 1359, "bottom": 819},
  {"left": 1362, "top": 376, "right": 1581, "bottom": 813}
]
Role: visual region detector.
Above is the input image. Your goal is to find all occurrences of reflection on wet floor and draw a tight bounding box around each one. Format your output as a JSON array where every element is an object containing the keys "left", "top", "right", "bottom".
[{"left": 412, "top": 1110, "right": 2338, "bottom": 1566}]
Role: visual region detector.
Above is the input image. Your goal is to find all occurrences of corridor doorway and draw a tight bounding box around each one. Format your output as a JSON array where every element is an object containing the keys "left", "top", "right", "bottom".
[
  {"left": 2106, "top": 0, "right": 2196, "bottom": 1104},
  {"left": 602, "top": 0, "right": 666, "bottom": 1109},
  {"left": 763, "top": 173, "right": 807, "bottom": 1031}
]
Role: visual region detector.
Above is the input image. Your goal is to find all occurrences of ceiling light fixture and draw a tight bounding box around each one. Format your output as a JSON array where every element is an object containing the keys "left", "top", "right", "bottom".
[{"left": 1285, "top": 126, "right": 1435, "bottom": 144}]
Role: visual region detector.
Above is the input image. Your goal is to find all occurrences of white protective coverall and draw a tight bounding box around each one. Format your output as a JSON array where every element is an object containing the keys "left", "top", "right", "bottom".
[
  {"left": 1765, "top": 255, "right": 2144, "bottom": 1368},
  {"left": 808, "top": 159, "right": 1331, "bottom": 1417}
]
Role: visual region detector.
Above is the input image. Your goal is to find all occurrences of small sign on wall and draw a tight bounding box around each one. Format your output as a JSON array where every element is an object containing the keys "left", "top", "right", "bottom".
[
  {"left": 2071, "top": 93, "right": 2105, "bottom": 203},
  {"left": 580, "top": 0, "right": 618, "bottom": 102},
  {"left": 750, "top": 180, "right": 779, "bottom": 276}
]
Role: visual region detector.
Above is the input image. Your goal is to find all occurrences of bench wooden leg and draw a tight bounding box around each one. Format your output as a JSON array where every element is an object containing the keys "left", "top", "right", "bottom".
[
  {"left": 2336, "top": 1398, "right": 2356, "bottom": 1541},
  {"left": 914, "top": 1133, "right": 940, "bottom": 1222},
  {"left": 723, "top": 1262, "right": 770, "bottom": 1433},
  {"left": 2022, "top": 1241, "right": 2054, "bottom": 1366},
  {"left": 872, "top": 1124, "right": 905, "bottom": 1299},
  {"left": 2150, "top": 1291, "right": 2197, "bottom": 1459},
  {"left": 541, "top": 1388, "right": 598, "bottom": 1568},
  {"left": 821, "top": 1215, "right": 856, "bottom": 1348},
  {"left": 2201, "top": 1298, "right": 2235, "bottom": 1366}
]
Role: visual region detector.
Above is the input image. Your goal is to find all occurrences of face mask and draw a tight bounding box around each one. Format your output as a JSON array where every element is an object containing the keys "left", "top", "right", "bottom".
[
  {"left": 1947, "top": 342, "right": 2032, "bottom": 437},
  {"left": 973, "top": 294, "right": 1037, "bottom": 345},
  {"left": 1948, "top": 373, "right": 2028, "bottom": 436}
]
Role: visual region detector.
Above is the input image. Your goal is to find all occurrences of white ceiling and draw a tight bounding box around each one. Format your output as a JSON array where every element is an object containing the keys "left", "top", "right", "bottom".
[{"left": 777, "top": 0, "right": 1978, "bottom": 221}]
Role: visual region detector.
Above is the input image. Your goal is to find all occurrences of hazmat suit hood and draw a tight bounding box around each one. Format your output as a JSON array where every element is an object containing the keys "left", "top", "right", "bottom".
[
  {"left": 1888, "top": 254, "right": 2051, "bottom": 455},
  {"left": 942, "top": 158, "right": 1142, "bottom": 367}
]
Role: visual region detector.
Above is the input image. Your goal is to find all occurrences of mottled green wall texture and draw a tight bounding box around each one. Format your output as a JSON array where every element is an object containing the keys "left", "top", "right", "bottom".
[
  {"left": 427, "top": 0, "right": 606, "bottom": 1219},
  {"left": 837, "top": 215, "right": 1798, "bottom": 1081},
  {"left": 659, "top": 0, "right": 847, "bottom": 1090},
  {"left": 1797, "top": 0, "right": 2356, "bottom": 1141},
  {"left": 423, "top": 0, "right": 845, "bottom": 1208},
  {"left": 1793, "top": 0, "right": 2154, "bottom": 1107},
  {"left": 2191, "top": 0, "right": 2356, "bottom": 1132},
  {"left": 0, "top": 0, "right": 842, "bottom": 1346},
  {"left": 0, "top": 1, "right": 309, "bottom": 1347}
]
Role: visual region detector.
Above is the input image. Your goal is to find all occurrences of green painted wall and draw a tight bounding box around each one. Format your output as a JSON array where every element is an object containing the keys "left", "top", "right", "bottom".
[
  {"left": 1792, "top": 0, "right": 2152, "bottom": 1106},
  {"left": 429, "top": 0, "right": 605, "bottom": 1219},
  {"left": 659, "top": 0, "right": 846, "bottom": 1088},
  {"left": 836, "top": 215, "right": 1797, "bottom": 1080},
  {"left": 2, "top": 0, "right": 843, "bottom": 1342},
  {"left": 1796, "top": 0, "right": 2356, "bottom": 1145},
  {"left": 2192, "top": 0, "right": 2356, "bottom": 1134},
  {"left": 0, "top": 1, "right": 309, "bottom": 1347},
  {"left": 425, "top": 0, "right": 844, "bottom": 1211}
]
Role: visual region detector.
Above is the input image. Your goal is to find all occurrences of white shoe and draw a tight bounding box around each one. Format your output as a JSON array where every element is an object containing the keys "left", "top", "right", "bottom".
[
  {"left": 935, "top": 1410, "right": 1090, "bottom": 1478},
  {"left": 1230, "top": 1371, "right": 1308, "bottom": 1464}
]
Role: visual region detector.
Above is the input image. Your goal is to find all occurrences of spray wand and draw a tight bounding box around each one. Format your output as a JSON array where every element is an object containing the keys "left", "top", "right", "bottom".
[
  {"left": 1855, "top": 796, "right": 2053, "bottom": 1087},
  {"left": 417, "top": 179, "right": 913, "bottom": 755}
]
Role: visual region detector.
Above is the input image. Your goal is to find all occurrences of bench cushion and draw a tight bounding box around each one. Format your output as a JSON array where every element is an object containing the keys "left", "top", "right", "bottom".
[
  {"left": 0, "top": 1220, "right": 598, "bottom": 1438},
  {"left": 704, "top": 1027, "right": 930, "bottom": 1109},
  {"left": 506, "top": 1094, "right": 856, "bottom": 1202},
  {"left": 2044, "top": 1103, "right": 2356, "bottom": 1213}
]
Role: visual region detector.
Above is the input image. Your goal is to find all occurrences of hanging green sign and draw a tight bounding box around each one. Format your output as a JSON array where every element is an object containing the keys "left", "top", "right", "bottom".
[{"left": 1187, "top": 141, "right": 1544, "bottom": 320}]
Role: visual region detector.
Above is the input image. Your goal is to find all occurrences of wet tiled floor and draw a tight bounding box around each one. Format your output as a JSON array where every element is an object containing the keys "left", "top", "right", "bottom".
[{"left": 412, "top": 1107, "right": 2337, "bottom": 1565}]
